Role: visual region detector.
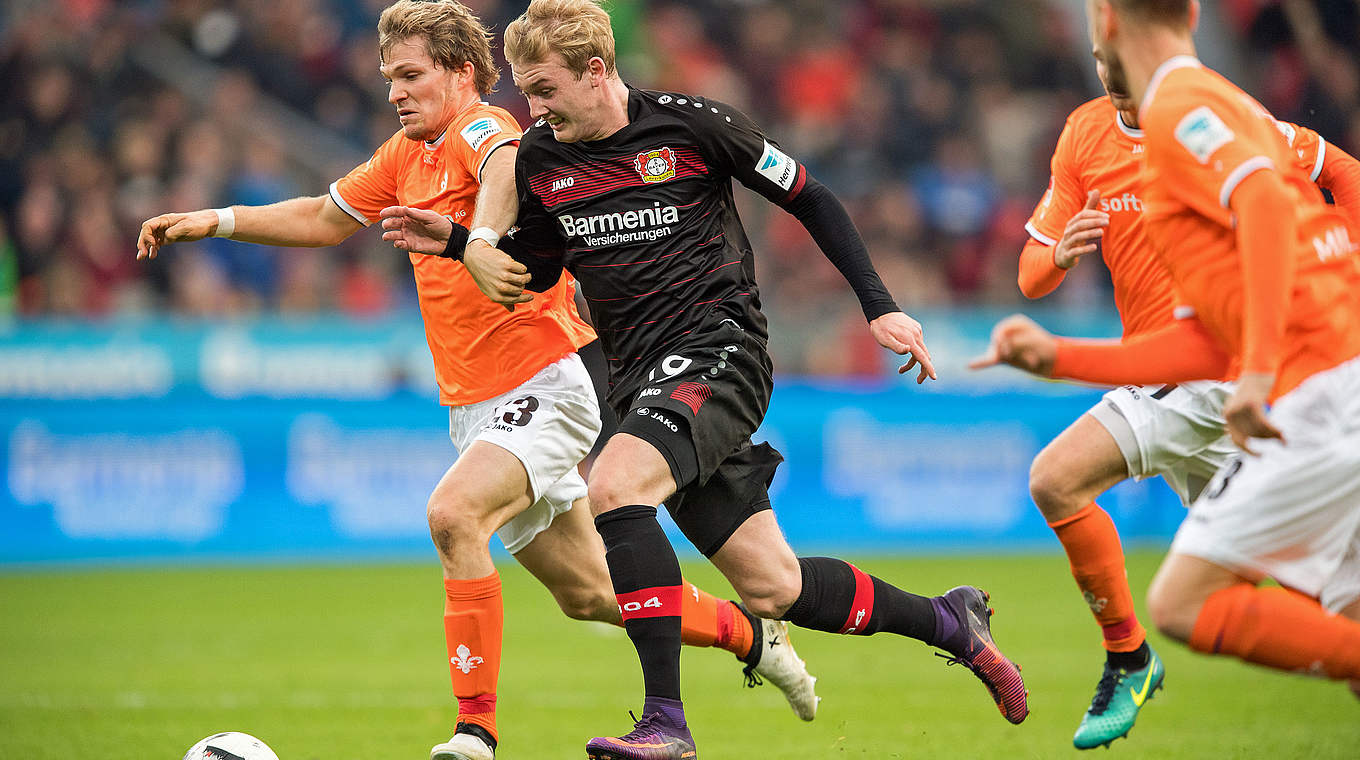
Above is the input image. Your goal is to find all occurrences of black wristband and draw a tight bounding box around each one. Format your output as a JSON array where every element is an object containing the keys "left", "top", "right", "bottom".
[{"left": 440, "top": 219, "right": 471, "bottom": 260}]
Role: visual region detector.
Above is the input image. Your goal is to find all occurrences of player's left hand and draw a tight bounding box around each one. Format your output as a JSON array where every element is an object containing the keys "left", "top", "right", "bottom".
[
  {"left": 968, "top": 314, "right": 1058, "bottom": 376},
  {"left": 1222, "top": 372, "right": 1283, "bottom": 455},
  {"left": 871, "top": 311, "right": 937, "bottom": 383}
]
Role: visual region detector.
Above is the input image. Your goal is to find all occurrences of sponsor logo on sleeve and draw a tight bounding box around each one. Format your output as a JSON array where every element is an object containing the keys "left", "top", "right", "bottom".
[
  {"left": 635, "top": 147, "right": 677, "bottom": 183},
  {"left": 460, "top": 117, "right": 502, "bottom": 151},
  {"left": 755, "top": 140, "right": 798, "bottom": 190},
  {"left": 1174, "top": 106, "right": 1234, "bottom": 164}
]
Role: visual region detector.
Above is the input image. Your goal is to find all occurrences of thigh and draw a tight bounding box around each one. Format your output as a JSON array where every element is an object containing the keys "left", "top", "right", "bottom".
[
  {"left": 666, "top": 439, "right": 782, "bottom": 557},
  {"left": 432, "top": 439, "right": 535, "bottom": 525},
  {"left": 588, "top": 432, "right": 679, "bottom": 513},
  {"left": 514, "top": 497, "right": 612, "bottom": 597},
  {"left": 709, "top": 509, "right": 800, "bottom": 601},
  {"left": 1031, "top": 411, "right": 1130, "bottom": 513},
  {"left": 454, "top": 353, "right": 602, "bottom": 504}
]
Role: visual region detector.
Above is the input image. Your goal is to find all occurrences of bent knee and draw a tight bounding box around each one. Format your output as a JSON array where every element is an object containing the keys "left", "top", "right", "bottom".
[
  {"left": 734, "top": 573, "right": 802, "bottom": 620},
  {"left": 427, "top": 494, "right": 495, "bottom": 554},
  {"left": 554, "top": 586, "right": 617, "bottom": 622},
  {"left": 1144, "top": 582, "right": 1197, "bottom": 643}
]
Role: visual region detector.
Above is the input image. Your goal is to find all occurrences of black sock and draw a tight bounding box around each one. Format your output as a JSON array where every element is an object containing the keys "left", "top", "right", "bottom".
[
  {"left": 595, "top": 505, "right": 684, "bottom": 706},
  {"left": 1106, "top": 641, "right": 1151, "bottom": 672},
  {"left": 780, "top": 556, "right": 938, "bottom": 643}
]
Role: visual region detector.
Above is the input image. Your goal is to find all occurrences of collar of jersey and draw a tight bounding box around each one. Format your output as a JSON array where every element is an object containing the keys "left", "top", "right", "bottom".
[
  {"left": 1115, "top": 110, "right": 1143, "bottom": 140},
  {"left": 423, "top": 100, "right": 488, "bottom": 149},
  {"left": 1139, "top": 54, "right": 1201, "bottom": 125}
]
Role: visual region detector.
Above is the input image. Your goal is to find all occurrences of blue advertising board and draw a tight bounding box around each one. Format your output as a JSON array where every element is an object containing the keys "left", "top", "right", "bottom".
[{"left": 0, "top": 312, "right": 1185, "bottom": 565}]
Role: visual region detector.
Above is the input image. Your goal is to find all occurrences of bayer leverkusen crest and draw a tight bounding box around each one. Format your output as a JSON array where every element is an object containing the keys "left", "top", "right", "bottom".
[{"left": 635, "top": 147, "right": 677, "bottom": 183}]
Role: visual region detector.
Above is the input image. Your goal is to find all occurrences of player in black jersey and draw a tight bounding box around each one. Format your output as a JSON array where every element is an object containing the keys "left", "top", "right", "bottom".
[{"left": 382, "top": 1, "right": 1029, "bottom": 756}]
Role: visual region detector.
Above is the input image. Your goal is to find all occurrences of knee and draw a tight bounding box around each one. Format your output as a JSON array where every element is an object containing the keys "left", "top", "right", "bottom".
[
  {"left": 1144, "top": 578, "right": 1195, "bottom": 643},
  {"left": 426, "top": 491, "right": 494, "bottom": 557},
  {"left": 734, "top": 563, "right": 802, "bottom": 620},
  {"left": 1028, "top": 451, "right": 1079, "bottom": 520},
  {"left": 587, "top": 473, "right": 633, "bottom": 516},
  {"left": 553, "top": 584, "right": 617, "bottom": 622}
]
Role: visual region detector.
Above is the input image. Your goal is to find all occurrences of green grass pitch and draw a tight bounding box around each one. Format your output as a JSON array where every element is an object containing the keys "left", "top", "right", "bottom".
[{"left": 2, "top": 550, "right": 1356, "bottom": 759}]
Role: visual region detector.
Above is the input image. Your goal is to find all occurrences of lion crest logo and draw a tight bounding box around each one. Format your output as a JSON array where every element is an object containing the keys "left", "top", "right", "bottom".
[{"left": 634, "top": 147, "right": 677, "bottom": 183}]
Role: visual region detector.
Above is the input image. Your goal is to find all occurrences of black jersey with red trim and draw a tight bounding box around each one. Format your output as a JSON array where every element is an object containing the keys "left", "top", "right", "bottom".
[{"left": 512, "top": 86, "right": 811, "bottom": 399}]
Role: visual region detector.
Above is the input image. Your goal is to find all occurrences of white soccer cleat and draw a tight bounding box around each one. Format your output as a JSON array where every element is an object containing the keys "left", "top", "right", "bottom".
[
  {"left": 747, "top": 617, "right": 820, "bottom": 721},
  {"left": 430, "top": 730, "right": 495, "bottom": 760}
]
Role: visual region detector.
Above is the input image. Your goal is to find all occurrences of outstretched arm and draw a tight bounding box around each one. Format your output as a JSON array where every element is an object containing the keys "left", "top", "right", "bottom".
[
  {"left": 969, "top": 313, "right": 1232, "bottom": 386},
  {"left": 136, "top": 195, "right": 361, "bottom": 259}
]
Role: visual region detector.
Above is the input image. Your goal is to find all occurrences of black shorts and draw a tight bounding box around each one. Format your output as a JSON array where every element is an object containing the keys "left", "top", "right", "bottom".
[{"left": 614, "top": 320, "right": 782, "bottom": 556}]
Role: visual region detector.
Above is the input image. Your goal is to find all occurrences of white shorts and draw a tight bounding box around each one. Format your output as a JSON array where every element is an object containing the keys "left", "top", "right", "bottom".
[
  {"left": 1170, "top": 356, "right": 1360, "bottom": 612},
  {"left": 1088, "top": 380, "right": 1238, "bottom": 504},
  {"left": 448, "top": 352, "right": 601, "bottom": 554}
]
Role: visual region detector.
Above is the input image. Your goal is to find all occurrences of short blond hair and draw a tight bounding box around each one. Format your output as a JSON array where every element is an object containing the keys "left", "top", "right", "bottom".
[
  {"left": 378, "top": 0, "right": 499, "bottom": 94},
  {"left": 504, "top": 0, "right": 616, "bottom": 77}
]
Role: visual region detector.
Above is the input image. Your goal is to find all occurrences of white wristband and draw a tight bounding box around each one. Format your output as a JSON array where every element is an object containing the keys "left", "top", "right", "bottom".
[
  {"left": 212, "top": 207, "right": 236, "bottom": 239},
  {"left": 467, "top": 226, "right": 500, "bottom": 247}
]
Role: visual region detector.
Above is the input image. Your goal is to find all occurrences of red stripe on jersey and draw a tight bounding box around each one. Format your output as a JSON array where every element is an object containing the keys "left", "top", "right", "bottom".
[
  {"left": 530, "top": 148, "right": 709, "bottom": 205},
  {"left": 838, "top": 563, "right": 875, "bottom": 635},
  {"left": 670, "top": 381, "right": 712, "bottom": 415},
  {"left": 617, "top": 585, "right": 683, "bottom": 621},
  {"left": 785, "top": 164, "right": 808, "bottom": 201}
]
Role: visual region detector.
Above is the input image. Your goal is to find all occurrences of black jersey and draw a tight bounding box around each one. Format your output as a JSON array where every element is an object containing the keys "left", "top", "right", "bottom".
[
  {"left": 511, "top": 87, "right": 812, "bottom": 393},
  {"left": 511, "top": 86, "right": 900, "bottom": 405}
]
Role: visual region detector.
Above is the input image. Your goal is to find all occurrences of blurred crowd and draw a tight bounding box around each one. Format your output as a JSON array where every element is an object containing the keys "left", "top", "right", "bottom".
[{"left": 2, "top": 0, "right": 1357, "bottom": 374}]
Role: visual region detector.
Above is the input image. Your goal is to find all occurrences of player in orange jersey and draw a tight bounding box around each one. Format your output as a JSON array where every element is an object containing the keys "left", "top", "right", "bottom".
[
  {"left": 975, "top": 0, "right": 1360, "bottom": 712},
  {"left": 1018, "top": 38, "right": 1360, "bottom": 749},
  {"left": 134, "top": 3, "right": 816, "bottom": 759}
]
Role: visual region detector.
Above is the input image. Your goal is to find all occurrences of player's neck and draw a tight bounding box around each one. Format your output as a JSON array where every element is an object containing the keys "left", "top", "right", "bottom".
[
  {"left": 1121, "top": 30, "right": 1197, "bottom": 113},
  {"left": 431, "top": 89, "right": 484, "bottom": 141},
  {"left": 583, "top": 77, "right": 632, "bottom": 142}
]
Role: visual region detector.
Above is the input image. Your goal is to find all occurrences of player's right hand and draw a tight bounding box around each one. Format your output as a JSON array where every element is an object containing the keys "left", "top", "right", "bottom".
[
  {"left": 1053, "top": 190, "right": 1108, "bottom": 269},
  {"left": 379, "top": 205, "right": 455, "bottom": 256},
  {"left": 463, "top": 240, "right": 533, "bottom": 307},
  {"left": 968, "top": 314, "right": 1058, "bottom": 376},
  {"left": 135, "top": 210, "right": 217, "bottom": 260}
]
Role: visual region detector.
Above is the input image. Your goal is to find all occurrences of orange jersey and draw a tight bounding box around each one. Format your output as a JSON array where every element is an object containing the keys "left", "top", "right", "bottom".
[
  {"left": 1025, "top": 96, "right": 1343, "bottom": 342},
  {"left": 1138, "top": 57, "right": 1360, "bottom": 399},
  {"left": 1027, "top": 97, "right": 1171, "bottom": 338},
  {"left": 332, "top": 103, "right": 596, "bottom": 406}
]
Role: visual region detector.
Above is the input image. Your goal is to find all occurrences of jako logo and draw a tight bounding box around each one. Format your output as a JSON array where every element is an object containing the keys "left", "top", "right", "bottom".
[
  {"left": 558, "top": 202, "right": 679, "bottom": 236},
  {"left": 650, "top": 412, "right": 679, "bottom": 433},
  {"left": 551, "top": 176, "right": 575, "bottom": 192},
  {"left": 639, "top": 387, "right": 662, "bottom": 397},
  {"left": 1100, "top": 193, "right": 1144, "bottom": 213}
]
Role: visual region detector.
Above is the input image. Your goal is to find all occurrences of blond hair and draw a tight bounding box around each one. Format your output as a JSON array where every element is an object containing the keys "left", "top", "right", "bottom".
[
  {"left": 378, "top": 0, "right": 499, "bottom": 94},
  {"left": 504, "top": 0, "right": 616, "bottom": 76}
]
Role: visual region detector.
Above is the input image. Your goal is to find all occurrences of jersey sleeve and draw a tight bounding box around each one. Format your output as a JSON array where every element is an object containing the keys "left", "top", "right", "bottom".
[
  {"left": 1277, "top": 120, "right": 1327, "bottom": 182},
  {"left": 510, "top": 154, "right": 568, "bottom": 260},
  {"left": 1145, "top": 88, "right": 1278, "bottom": 213},
  {"left": 1025, "top": 117, "right": 1086, "bottom": 246},
  {"left": 330, "top": 132, "right": 404, "bottom": 225},
  {"left": 682, "top": 97, "right": 807, "bottom": 204},
  {"left": 447, "top": 107, "right": 523, "bottom": 183}
]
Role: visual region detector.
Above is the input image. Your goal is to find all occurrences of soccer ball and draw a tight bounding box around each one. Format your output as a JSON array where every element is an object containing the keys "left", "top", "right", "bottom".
[{"left": 182, "top": 732, "right": 280, "bottom": 760}]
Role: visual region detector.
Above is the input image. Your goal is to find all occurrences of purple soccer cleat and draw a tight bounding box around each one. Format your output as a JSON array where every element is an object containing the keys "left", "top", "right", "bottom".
[
  {"left": 585, "top": 710, "right": 697, "bottom": 760},
  {"left": 933, "top": 585, "right": 1029, "bottom": 724}
]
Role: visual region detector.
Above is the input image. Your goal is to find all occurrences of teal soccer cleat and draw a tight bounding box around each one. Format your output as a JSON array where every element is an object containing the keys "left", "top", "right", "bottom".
[{"left": 1073, "top": 648, "right": 1166, "bottom": 750}]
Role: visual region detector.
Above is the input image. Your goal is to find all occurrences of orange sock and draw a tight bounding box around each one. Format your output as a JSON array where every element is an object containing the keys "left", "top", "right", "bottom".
[
  {"left": 1049, "top": 502, "right": 1147, "bottom": 652},
  {"left": 679, "top": 578, "right": 755, "bottom": 659},
  {"left": 1189, "top": 584, "right": 1360, "bottom": 679},
  {"left": 443, "top": 573, "right": 503, "bottom": 741}
]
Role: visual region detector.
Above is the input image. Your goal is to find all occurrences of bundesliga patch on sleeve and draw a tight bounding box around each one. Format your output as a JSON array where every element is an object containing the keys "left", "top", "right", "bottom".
[
  {"left": 461, "top": 117, "right": 503, "bottom": 151},
  {"left": 755, "top": 140, "right": 798, "bottom": 190},
  {"left": 1174, "top": 106, "right": 1235, "bottom": 164}
]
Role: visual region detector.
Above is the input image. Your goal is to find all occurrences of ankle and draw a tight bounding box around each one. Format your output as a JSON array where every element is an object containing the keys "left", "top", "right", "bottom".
[{"left": 1105, "top": 641, "right": 1150, "bottom": 672}]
